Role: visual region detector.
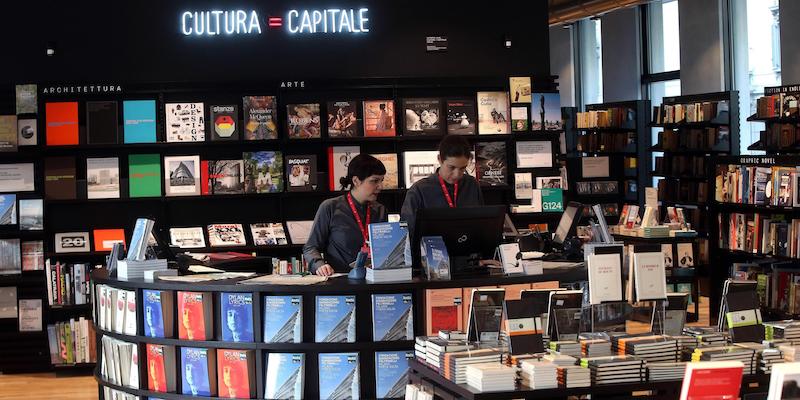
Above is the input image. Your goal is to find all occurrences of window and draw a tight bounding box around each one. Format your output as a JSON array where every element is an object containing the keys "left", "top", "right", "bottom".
[
  {"left": 648, "top": 0, "right": 680, "bottom": 74},
  {"left": 579, "top": 18, "right": 603, "bottom": 106},
  {"left": 649, "top": 79, "right": 681, "bottom": 185}
]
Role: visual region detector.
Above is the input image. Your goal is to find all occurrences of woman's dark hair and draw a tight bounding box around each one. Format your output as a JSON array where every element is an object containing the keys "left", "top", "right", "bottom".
[
  {"left": 438, "top": 134, "right": 473, "bottom": 161},
  {"left": 339, "top": 154, "right": 387, "bottom": 189}
]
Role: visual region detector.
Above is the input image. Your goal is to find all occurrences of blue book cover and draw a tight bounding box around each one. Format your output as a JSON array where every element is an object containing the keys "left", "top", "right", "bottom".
[
  {"left": 368, "top": 222, "right": 407, "bottom": 270},
  {"left": 371, "top": 293, "right": 414, "bottom": 341},
  {"left": 143, "top": 289, "right": 164, "bottom": 338},
  {"left": 375, "top": 351, "right": 412, "bottom": 399},
  {"left": 318, "top": 353, "right": 359, "bottom": 400},
  {"left": 265, "top": 353, "right": 304, "bottom": 399},
  {"left": 123, "top": 100, "right": 157, "bottom": 143},
  {"left": 180, "top": 347, "right": 213, "bottom": 396},
  {"left": 315, "top": 295, "right": 356, "bottom": 343},
  {"left": 421, "top": 236, "right": 450, "bottom": 280},
  {"left": 263, "top": 295, "right": 302, "bottom": 343},
  {"left": 220, "top": 292, "right": 254, "bottom": 342}
]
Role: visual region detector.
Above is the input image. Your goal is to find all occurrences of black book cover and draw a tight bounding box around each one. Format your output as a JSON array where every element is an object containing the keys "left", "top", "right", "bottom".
[
  {"left": 86, "top": 101, "right": 119, "bottom": 144},
  {"left": 467, "top": 289, "right": 504, "bottom": 343},
  {"left": 286, "top": 155, "right": 318, "bottom": 192},
  {"left": 403, "top": 98, "right": 443, "bottom": 135},
  {"left": 209, "top": 104, "right": 239, "bottom": 141},
  {"left": 475, "top": 142, "right": 507, "bottom": 186},
  {"left": 44, "top": 156, "right": 77, "bottom": 200},
  {"left": 446, "top": 99, "right": 476, "bottom": 135},
  {"left": 725, "top": 290, "right": 764, "bottom": 343},
  {"left": 327, "top": 101, "right": 362, "bottom": 138},
  {"left": 503, "top": 299, "right": 544, "bottom": 355}
]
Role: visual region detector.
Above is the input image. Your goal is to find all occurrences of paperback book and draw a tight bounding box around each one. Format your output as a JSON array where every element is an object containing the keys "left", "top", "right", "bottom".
[
  {"left": 86, "top": 101, "right": 119, "bottom": 144},
  {"left": 509, "top": 77, "right": 532, "bottom": 103},
  {"left": 21, "top": 241, "right": 44, "bottom": 271},
  {"left": 0, "top": 194, "right": 16, "bottom": 225},
  {"left": 165, "top": 103, "right": 205, "bottom": 142},
  {"left": 328, "top": 146, "right": 360, "bottom": 191},
  {"left": 315, "top": 295, "right": 356, "bottom": 343},
  {"left": 372, "top": 293, "right": 414, "bottom": 341},
  {"left": 243, "top": 95, "right": 278, "bottom": 140},
  {"left": 204, "top": 160, "right": 244, "bottom": 195},
  {"left": 17, "top": 118, "right": 37, "bottom": 146},
  {"left": 375, "top": 351, "right": 412, "bottom": 399},
  {"left": 477, "top": 92, "right": 510, "bottom": 134},
  {"left": 318, "top": 353, "right": 360, "bottom": 400},
  {"left": 286, "top": 103, "right": 321, "bottom": 139},
  {"left": 180, "top": 347, "right": 216, "bottom": 396},
  {"left": 209, "top": 104, "right": 239, "bottom": 141},
  {"left": 45, "top": 102, "right": 79, "bottom": 146},
  {"left": 368, "top": 222, "right": 408, "bottom": 270},
  {"left": 123, "top": 100, "right": 157, "bottom": 143},
  {"left": 530, "top": 92, "right": 563, "bottom": 131},
  {"left": 86, "top": 157, "right": 120, "bottom": 199},
  {"left": 15, "top": 84, "right": 36, "bottom": 114},
  {"left": 0, "top": 116, "right": 17, "bottom": 152},
  {"left": 217, "top": 349, "right": 255, "bottom": 399},
  {"left": 128, "top": 154, "right": 162, "bottom": 197},
  {"left": 220, "top": 292, "right": 254, "bottom": 342},
  {"left": 207, "top": 224, "right": 247, "bottom": 247},
  {"left": 169, "top": 227, "right": 206, "bottom": 249},
  {"left": 286, "top": 155, "right": 318, "bottom": 191},
  {"left": 371, "top": 153, "right": 399, "bottom": 189},
  {"left": 402, "top": 151, "right": 439, "bottom": 189},
  {"left": 327, "top": 100, "right": 362, "bottom": 138},
  {"left": 475, "top": 142, "right": 507, "bottom": 186},
  {"left": 243, "top": 151, "right": 283, "bottom": 193},
  {"left": 250, "top": 223, "right": 288, "bottom": 246},
  {"left": 511, "top": 106, "right": 529, "bottom": 132},
  {"left": 177, "top": 291, "right": 213, "bottom": 341},
  {"left": 164, "top": 155, "right": 201, "bottom": 196},
  {"left": 263, "top": 295, "right": 303, "bottom": 343},
  {"left": 146, "top": 344, "right": 176, "bottom": 392},
  {"left": 265, "top": 353, "right": 304, "bottom": 399},
  {"left": 143, "top": 289, "right": 174, "bottom": 338}
]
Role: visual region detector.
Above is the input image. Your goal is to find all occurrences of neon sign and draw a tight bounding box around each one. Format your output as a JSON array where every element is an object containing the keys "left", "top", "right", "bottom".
[
  {"left": 180, "top": 8, "right": 370, "bottom": 36},
  {"left": 287, "top": 8, "right": 369, "bottom": 34}
]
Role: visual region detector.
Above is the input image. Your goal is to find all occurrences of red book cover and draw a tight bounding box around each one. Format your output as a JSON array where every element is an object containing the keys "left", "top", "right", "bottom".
[
  {"left": 363, "top": 100, "right": 396, "bottom": 137},
  {"left": 93, "top": 228, "right": 126, "bottom": 252},
  {"left": 200, "top": 160, "right": 210, "bottom": 195},
  {"left": 178, "top": 291, "right": 207, "bottom": 340},
  {"left": 147, "top": 344, "right": 167, "bottom": 392},
  {"left": 45, "top": 102, "right": 79, "bottom": 146},
  {"left": 425, "top": 288, "right": 463, "bottom": 335},
  {"left": 217, "top": 349, "right": 252, "bottom": 399},
  {"left": 327, "top": 147, "right": 335, "bottom": 190},
  {"left": 680, "top": 361, "right": 743, "bottom": 400}
]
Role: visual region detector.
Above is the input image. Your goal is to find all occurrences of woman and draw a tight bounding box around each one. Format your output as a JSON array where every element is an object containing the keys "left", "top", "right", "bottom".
[{"left": 304, "top": 154, "right": 387, "bottom": 276}]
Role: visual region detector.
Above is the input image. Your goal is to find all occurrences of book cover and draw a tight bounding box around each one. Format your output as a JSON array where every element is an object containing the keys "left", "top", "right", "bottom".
[
  {"left": 220, "top": 292, "right": 254, "bottom": 342},
  {"left": 169, "top": 227, "right": 206, "bottom": 249},
  {"left": 0, "top": 116, "right": 17, "bottom": 152},
  {"left": 180, "top": 347, "right": 216, "bottom": 396},
  {"left": 286, "top": 155, "right": 318, "bottom": 191},
  {"left": 662, "top": 244, "right": 675, "bottom": 268},
  {"left": 53, "top": 232, "right": 89, "bottom": 254},
  {"left": 265, "top": 353, "right": 304, "bottom": 399},
  {"left": 402, "top": 151, "right": 439, "bottom": 189},
  {"left": 676, "top": 243, "right": 694, "bottom": 267},
  {"left": 178, "top": 291, "right": 211, "bottom": 340},
  {"left": 371, "top": 153, "right": 399, "bottom": 189},
  {"left": 217, "top": 349, "right": 255, "bottom": 399},
  {"left": 446, "top": 99, "right": 477, "bottom": 135},
  {"left": 15, "top": 84, "right": 37, "bottom": 114},
  {"left": 0, "top": 194, "right": 16, "bottom": 225},
  {"left": 328, "top": 146, "right": 360, "bottom": 191},
  {"left": 207, "top": 160, "right": 245, "bottom": 195},
  {"left": 0, "top": 163, "right": 34, "bottom": 192},
  {"left": 402, "top": 98, "right": 442, "bottom": 135},
  {"left": 368, "top": 222, "right": 408, "bottom": 270},
  {"left": 315, "top": 295, "right": 356, "bottom": 343},
  {"left": 421, "top": 236, "right": 451, "bottom": 281},
  {"left": 467, "top": 288, "right": 505, "bottom": 342},
  {"left": 128, "top": 154, "right": 162, "bottom": 197},
  {"left": 164, "top": 155, "right": 201, "bottom": 196},
  {"left": 209, "top": 104, "right": 239, "bottom": 141},
  {"left": 286, "top": 220, "right": 314, "bottom": 245},
  {"left": 21, "top": 241, "right": 44, "bottom": 271},
  {"left": 146, "top": 344, "right": 174, "bottom": 392},
  {"left": 263, "top": 295, "right": 303, "bottom": 343},
  {"left": 375, "top": 351, "right": 412, "bottom": 399},
  {"left": 633, "top": 252, "right": 667, "bottom": 301},
  {"left": 327, "top": 100, "right": 362, "bottom": 138},
  {"left": 509, "top": 77, "right": 532, "bottom": 103},
  {"left": 363, "top": 100, "right": 396, "bottom": 137},
  {"left": 587, "top": 253, "right": 623, "bottom": 304},
  {"left": 475, "top": 142, "right": 507, "bottom": 186},
  {"left": 511, "top": 106, "right": 529, "bottom": 132},
  {"left": 44, "top": 156, "right": 76, "bottom": 200},
  {"left": 243, "top": 95, "right": 278, "bottom": 140},
  {"left": 318, "top": 353, "right": 360, "bottom": 400},
  {"left": 86, "top": 101, "right": 119, "bottom": 144},
  {"left": 250, "top": 223, "right": 288, "bottom": 246},
  {"left": 243, "top": 151, "right": 283, "bottom": 193},
  {"left": 86, "top": 157, "right": 120, "bottom": 199},
  {"left": 17, "top": 118, "right": 37, "bottom": 146},
  {"left": 0, "top": 239, "right": 21, "bottom": 275},
  {"left": 165, "top": 103, "right": 205, "bottom": 142},
  {"left": 372, "top": 293, "right": 414, "bottom": 341},
  {"left": 207, "top": 224, "right": 247, "bottom": 247},
  {"left": 93, "top": 229, "right": 125, "bottom": 252},
  {"left": 286, "top": 103, "right": 321, "bottom": 139},
  {"left": 530, "top": 92, "right": 563, "bottom": 131},
  {"left": 123, "top": 100, "right": 157, "bottom": 143},
  {"left": 477, "top": 92, "right": 511, "bottom": 134},
  {"left": 143, "top": 290, "right": 166, "bottom": 338},
  {"left": 425, "top": 288, "right": 463, "bottom": 335},
  {"left": 766, "top": 362, "right": 800, "bottom": 399},
  {"left": 536, "top": 176, "right": 563, "bottom": 189},
  {"left": 45, "top": 102, "right": 79, "bottom": 146},
  {"left": 679, "top": 361, "right": 743, "bottom": 400}
]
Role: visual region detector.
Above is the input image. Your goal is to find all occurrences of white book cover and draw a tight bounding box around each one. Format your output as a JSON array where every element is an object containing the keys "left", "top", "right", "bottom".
[
  {"left": 676, "top": 243, "right": 694, "bottom": 267},
  {"left": 97, "top": 285, "right": 106, "bottom": 330},
  {"left": 18, "top": 298, "right": 42, "bottom": 332},
  {"left": 207, "top": 224, "right": 247, "bottom": 247},
  {"left": 164, "top": 155, "right": 201, "bottom": 196},
  {"left": 633, "top": 252, "right": 667, "bottom": 301},
  {"left": 515, "top": 141, "right": 553, "bottom": 168},
  {"left": 0, "top": 163, "right": 35, "bottom": 192},
  {"left": 250, "top": 223, "right": 288, "bottom": 246},
  {"left": 767, "top": 362, "right": 800, "bottom": 400},
  {"left": 587, "top": 253, "right": 623, "bottom": 304},
  {"left": 402, "top": 151, "right": 439, "bottom": 189},
  {"left": 165, "top": 102, "right": 205, "bottom": 142},
  {"left": 477, "top": 92, "right": 511, "bottom": 134},
  {"left": 329, "top": 146, "right": 360, "bottom": 191},
  {"left": 169, "top": 227, "right": 206, "bottom": 248},
  {"left": 114, "top": 289, "right": 127, "bottom": 334},
  {"left": 535, "top": 176, "right": 563, "bottom": 189},
  {"left": 128, "top": 342, "right": 139, "bottom": 389},
  {"left": 86, "top": 157, "right": 120, "bottom": 199},
  {"left": 286, "top": 220, "right": 314, "bottom": 245},
  {"left": 531, "top": 189, "right": 543, "bottom": 212},
  {"left": 514, "top": 172, "right": 533, "bottom": 200},
  {"left": 124, "top": 290, "right": 137, "bottom": 336}
]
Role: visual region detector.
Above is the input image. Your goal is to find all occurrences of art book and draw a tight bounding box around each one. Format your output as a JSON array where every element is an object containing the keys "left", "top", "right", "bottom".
[
  {"left": 265, "top": 353, "right": 304, "bottom": 399},
  {"left": 328, "top": 146, "right": 360, "bottom": 191},
  {"left": 143, "top": 289, "right": 174, "bottom": 338},
  {"left": 169, "top": 227, "right": 206, "bottom": 249},
  {"left": 243, "top": 95, "right": 278, "bottom": 140},
  {"left": 286, "top": 155, "right": 318, "bottom": 191},
  {"left": 165, "top": 102, "right": 205, "bottom": 142},
  {"left": 217, "top": 349, "right": 255, "bottom": 399},
  {"left": 209, "top": 104, "right": 239, "bottom": 141},
  {"left": 530, "top": 92, "right": 563, "bottom": 131},
  {"left": 318, "top": 353, "right": 360, "bottom": 400},
  {"left": 421, "top": 236, "right": 450, "bottom": 281},
  {"left": 402, "top": 151, "right": 439, "bottom": 189},
  {"left": 177, "top": 291, "right": 213, "bottom": 341},
  {"left": 509, "top": 77, "right": 532, "bottom": 103},
  {"left": 263, "top": 295, "right": 303, "bottom": 343},
  {"left": 403, "top": 98, "right": 443, "bottom": 135},
  {"left": 93, "top": 229, "right": 126, "bottom": 252},
  {"left": 250, "top": 223, "right": 288, "bottom": 246},
  {"left": 476, "top": 92, "right": 510, "bottom": 134},
  {"left": 220, "top": 292, "right": 254, "bottom": 342},
  {"left": 363, "top": 100, "right": 396, "bottom": 137},
  {"left": 511, "top": 106, "right": 529, "bottom": 132},
  {"left": 164, "top": 155, "right": 201, "bottom": 196},
  {"left": 371, "top": 293, "right": 413, "bottom": 341},
  {"left": 286, "top": 103, "right": 321, "bottom": 139},
  {"left": 15, "top": 84, "right": 36, "bottom": 114},
  {"left": 243, "top": 151, "right": 283, "bottom": 193},
  {"left": 375, "top": 351, "right": 412, "bottom": 399},
  {"left": 475, "top": 142, "right": 507, "bottom": 186},
  {"left": 44, "top": 157, "right": 76, "bottom": 200},
  {"left": 0, "top": 116, "right": 18, "bottom": 152},
  {"left": 128, "top": 154, "right": 162, "bottom": 198},
  {"left": 45, "top": 102, "right": 79, "bottom": 146},
  {"left": 86, "top": 101, "right": 119, "bottom": 144},
  {"left": 370, "top": 153, "right": 399, "bottom": 189},
  {"left": 180, "top": 347, "right": 217, "bottom": 396},
  {"left": 21, "top": 241, "right": 44, "bottom": 272},
  {"left": 368, "top": 222, "right": 408, "bottom": 270},
  {"left": 425, "top": 288, "right": 462, "bottom": 335},
  {"left": 207, "top": 224, "right": 247, "bottom": 247},
  {"left": 146, "top": 343, "right": 176, "bottom": 393},
  {"left": 315, "top": 295, "right": 356, "bottom": 343},
  {"left": 327, "top": 100, "right": 362, "bottom": 138},
  {"left": 204, "top": 160, "right": 245, "bottom": 195},
  {"left": 17, "top": 118, "right": 37, "bottom": 146},
  {"left": 446, "top": 99, "right": 477, "bottom": 135},
  {"left": 86, "top": 157, "right": 120, "bottom": 199},
  {"left": 0, "top": 194, "right": 16, "bottom": 225},
  {"left": 123, "top": 100, "right": 157, "bottom": 143}
]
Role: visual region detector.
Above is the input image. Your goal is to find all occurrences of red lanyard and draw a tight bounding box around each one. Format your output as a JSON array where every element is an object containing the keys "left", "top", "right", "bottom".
[
  {"left": 438, "top": 175, "right": 458, "bottom": 208},
  {"left": 346, "top": 193, "right": 371, "bottom": 251}
]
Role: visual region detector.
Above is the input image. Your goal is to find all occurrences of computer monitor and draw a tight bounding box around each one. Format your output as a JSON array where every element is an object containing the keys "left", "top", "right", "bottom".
[
  {"left": 551, "top": 201, "right": 584, "bottom": 245},
  {"left": 413, "top": 205, "right": 506, "bottom": 276}
]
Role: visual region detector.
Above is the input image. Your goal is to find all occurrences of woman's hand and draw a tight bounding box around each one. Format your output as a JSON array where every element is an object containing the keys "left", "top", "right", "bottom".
[{"left": 315, "top": 264, "right": 334, "bottom": 276}]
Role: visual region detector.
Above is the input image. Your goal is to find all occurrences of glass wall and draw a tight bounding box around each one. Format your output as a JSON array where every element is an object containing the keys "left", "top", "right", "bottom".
[
  {"left": 648, "top": 0, "right": 680, "bottom": 74},
  {"left": 579, "top": 18, "right": 603, "bottom": 106}
]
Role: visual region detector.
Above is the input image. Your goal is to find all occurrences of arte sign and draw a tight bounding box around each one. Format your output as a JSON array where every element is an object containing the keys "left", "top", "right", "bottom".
[{"left": 180, "top": 8, "right": 370, "bottom": 36}]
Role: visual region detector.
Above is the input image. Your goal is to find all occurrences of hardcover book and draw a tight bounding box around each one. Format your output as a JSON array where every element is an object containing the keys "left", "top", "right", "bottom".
[
  {"left": 205, "top": 160, "right": 245, "bottom": 195},
  {"left": 633, "top": 252, "right": 667, "bottom": 301},
  {"left": 587, "top": 253, "right": 623, "bottom": 304},
  {"left": 177, "top": 291, "right": 213, "bottom": 341},
  {"left": 363, "top": 100, "right": 396, "bottom": 137},
  {"left": 315, "top": 295, "right": 356, "bottom": 343},
  {"left": 286, "top": 155, "right": 318, "bottom": 191},
  {"left": 169, "top": 227, "right": 206, "bottom": 249},
  {"left": 165, "top": 103, "right": 205, "bottom": 142},
  {"left": 263, "top": 295, "right": 303, "bottom": 343},
  {"left": 0, "top": 116, "right": 17, "bottom": 152},
  {"left": 402, "top": 151, "right": 439, "bottom": 189},
  {"left": 286, "top": 220, "right": 314, "bottom": 245},
  {"left": 143, "top": 289, "right": 174, "bottom": 338},
  {"left": 180, "top": 347, "right": 217, "bottom": 396},
  {"left": 0, "top": 239, "right": 21, "bottom": 275},
  {"left": 86, "top": 101, "right": 119, "bottom": 144},
  {"left": 86, "top": 157, "right": 120, "bottom": 199},
  {"left": 286, "top": 103, "right": 321, "bottom": 139},
  {"left": 53, "top": 232, "right": 89, "bottom": 254},
  {"left": 475, "top": 142, "right": 507, "bottom": 186},
  {"left": 677, "top": 243, "right": 694, "bottom": 267},
  {"left": 509, "top": 77, "right": 532, "bottom": 103},
  {"left": 318, "top": 353, "right": 360, "bottom": 400},
  {"left": 476, "top": 92, "right": 511, "bottom": 134},
  {"left": 146, "top": 344, "right": 176, "bottom": 393},
  {"left": 45, "top": 102, "right": 79, "bottom": 146},
  {"left": 446, "top": 99, "right": 477, "bottom": 135},
  {"left": 128, "top": 154, "right": 162, "bottom": 197},
  {"left": 327, "top": 100, "right": 362, "bottom": 138},
  {"left": 21, "top": 241, "right": 44, "bottom": 271},
  {"left": 403, "top": 98, "right": 442, "bottom": 135},
  {"left": 243, "top": 151, "right": 283, "bottom": 193},
  {"left": 92, "top": 229, "right": 126, "bottom": 252},
  {"left": 0, "top": 163, "right": 35, "bottom": 192},
  {"left": 123, "top": 100, "right": 157, "bottom": 143},
  {"left": 328, "top": 146, "right": 360, "bottom": 191},
  {"left": 530, "top": 92, "right": 563, "bottom": 131},
  {"left": 368, "top": 222, "right": 408, "bottom": 270},
  {"left": 0, "top": 194, "right": 16, "bottom": 225},
  {"left": 17, "top": 118, "right": 37, "bottom": 146},
  {"left": 265, "top": 353, "right": 304, "bottom": 399},
  {"left": 207, "top": 224, "right": 247, "bottom": 247},
  {"left": 243, "top": 96, "right": 278, "bottom": 140},
  {"left": 511, "top": 106, "right": 529, "bottom": 132},
  {"left": 164, "top": 155, "right": 201, "bottom": 196},
  {"left": 371, "top": 293, "right": 414, "bottom": 341},
  {"left": 370, "top": 153, "right": 399, "bottom": 189},
  {"left": 220, "top": 292, "right": 254, "bottom": 342},
  {"left": 44, "top": 156, "right": 76, "bottom": 200},
  {"left": 250, "top": 223, "right": 288, "bottom": 246},
  {"left": 217, "top": 349, "right": 255, "bottom": 399},
  {"left": 375, "top": 351, "right": 412, "bottom": 399},
  {"left": 15, "top": 84, "right": 37, "bottom": 114},
  {"left": 209, "top": 104, "right": 239, "bottom": 141}
]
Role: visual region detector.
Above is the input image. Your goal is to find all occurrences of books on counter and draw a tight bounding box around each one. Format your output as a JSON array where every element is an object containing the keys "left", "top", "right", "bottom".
[
  {"left": 46, "top": 317, "right": 96, "bottom": 366},
  {"left": 265, "top": 353, "right": 305, "bottom": 400},
  {"left": 368, "top": 222, "right": 408, "bottom": 270},
  {"left": 94, "top": 284, "right": 136, "bottom": 336},
  {"left": 100, "top": 336, "right": 139, "bottom": 390},
  {"left": 318, "top": 353, "right": 360, "bottom": 400},
  {"left": 680, "top": 361, "right": 744, "bottom": 400},
  {"left": 45, "top": 260, "right": 91, "bottom": 307},
  {"left": 143, "top": 289, "right": 174, "bottom": 338},
  {"left": 503, "top": 298, "right": 544, "bottom": 355},
  {"left": 519, "top": 360, "right": 558, "bottom": 389},
  {"left": 178, "top": 291, "right": 214, "bottom": 341},
  {"left": 465, "top": 363, "right": 516, "bottom": 392},
  {"left": 315, "top": 295, "right": 356, "bottom": 343},
  {"left": 371, "top": 293, "right": 413, "bottom": 341},
  {"left": 219, "top": 292, "right": 254, "bottom": 342},
  {"left": 180, "top": 347, "right": 217, "bottom": 396},
  {"left": 558, "top": 365, "right": 591, "bottom": 388},
  {"left": 217, "top": 349, "right": 256, "bottom": 399},
  {"left": 441, "top": 348, "right": 503, "bottom": 384},
  {"left": 375, "top": 351, "right": 412, "bottom": 399},
  {"left": 264, "top": 295, "right": 303, "bottom": 343},
  {"left": 146, "top": 343, "right": 177, "bottom": 393},
  {"left": 580, "top": 355, "right": 646, "bottom": 385}
]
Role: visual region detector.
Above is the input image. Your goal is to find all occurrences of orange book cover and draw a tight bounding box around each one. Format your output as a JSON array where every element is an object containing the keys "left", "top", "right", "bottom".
[
  {"left": 424, "top": 288, "right": 463, "bottom": 336},
  {"left": 93, "top": 228, "right": 126, "bottom": 252},
  {"left": 178, "top": 291, "right": 209, "bottom": 340},
  {"left": 530, "top": 281, "right": 560, "bottom": 290},
  {"left": 500, "top": 283, "right": 530, "bottom": 300},
  {"left": 147, "top": 344, "right": 168, "bottom": 392},
  {"left": 363, "top": 100, "right": 396, "bottom": 136},
  {"left": 45, "top": 102, "right": 79, "bottom": 146},
  {"left": 217, "top": 349, "right": 254, "bottom": 399}
]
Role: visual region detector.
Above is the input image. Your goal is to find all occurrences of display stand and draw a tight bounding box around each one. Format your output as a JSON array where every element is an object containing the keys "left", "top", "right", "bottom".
[{"left": 583, "top": 301, "right": 630, "bottom": 333}]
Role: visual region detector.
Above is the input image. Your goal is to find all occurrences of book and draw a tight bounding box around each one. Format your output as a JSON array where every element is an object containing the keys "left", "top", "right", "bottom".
[
  {"left": 217, "top": 349, "right": 255, "bottom": 399},
  {"left": 177, "top": 291, "right": 213, "bottom": 341},
  {"left": 767, "top": 362, "right": 800, "bottom": 399},
  {"left": 286, "top": 103, "right": 321, "bottom": 139},
  {"left": 536, "top": 176, "right": 563, "bottom": 189},
  {"left": 477, "top": 92, "right": 510, "bottom": 134},
  {"left": 402, "top": 150, "right": 439, "bottom": 189},
  {"left": 0, "top": 163, "right": 34, "bottom": 192},
  {"left": 511, "top": 106, "right": 529, "bottom": 132},
  {"left": 243, "top": 151, "right": 283, "bottom": 193},
  {"left": 123, "top": 100, "right": 158, "bottom": 143},
  {"left": 0, "top": 194, "right": 16, "bottom": 225},
  {"left": 677, "top": 243, "right": 694, "bottom": 267},
  {"left": 286, "top": 155, "right": 318, "bottom": 191},
  {"left": 363, "top": 100, "right": 396, "bottom": 136},
  {"left": 286, "top": 220, "right": 314, "bottom": 245},
  {"left": 515, "top": 140, "right": 553, "bottom": 168},
  {"left": 205, "top": 160, "right": 245, "bottom": 194},
  {"left": 420, "top": 236, "right": 451, "bottom": 281},
  {"left": 327, "top": 100, "right": 362, "bottom": 138},
  {"left": 15, "top": 84, "right": 36, "bottom": 114},
  {"left": 53, "top": 232, "right": 89, "bottom": 254},
  {"left": 146, "top": 344, "right": 176, "bottom": 393},
  {"left": 265, "top": 353, "right": 304, "bottom": 399},
  {"left": 475, "top": 142, "right": 507, "bottom": 186},
  {"left": 0, "top": 116, "right": 17, "bottom": 152},
  {"left": 165, "top": 102, "right": 205, "bottom": 142},
  {"left": 368, "top": 222, "right": 408, "bottom": 270},
  {"left": 243, "top": 95, "right": 278, "bottom": 140},
  {"left": 128, "top": 154, "right": 162, "bottom": 197},
  {"left": 509, "top": 77, "right": 532, "bottom": 103},
  {"left": 164, "top": 155, "right": 201, "bottom": 196},
  {"left": 17, "top": 118, "right": 37, "bottom": 146},
  {"left": 679, "top": 361, "right": 743, "bottom": 400},
  {"left": 466, "top": 288, "right": 506, "bottom": 343},
  {"left": 403, "top": 98, "right": 442, "bottom": 135},
  {"left": 328, "top": 146, "right": 360, "bottom": 191},
  {"left": 93, "top": 229, "right": 126, "bottom": 252},
  {"left": 250, "top": 223, "right": 288, "bottom": 246},
  {"left": 45, "top": 102, "right": 79, "bottom": 146},
  {"left": 587, "top": 253, "right": 623, "bottom": 304},
  {"left": 18, "top": 298, "right": 42, "bottom": 332},
  {"left": 633, "top": 252, "right": 667, "bottom": 301},
  {"left": 263, "top": 295, "right": 303, "bottom": 343},
  {"left": 371, "top": 153, "right": 399, "bottom": 189},
  {"left": 180, "top": 347, "right": 217, "bottom": 396},
  {"left": 44, "top": 156, "right": 76, "bottom": 200},
  {"left": 0, "top": 287, "right": 16, "bottom": 317},
  {"left": 207, "top": 224, "right": 247, "bottom": 247},
  {"left": 318, "top": 353, "right": 360, "bottom": 400},
  {"left": 530, "top": 92, "right": 563, "bottom": 131},
  {"left": 21, "top": 241, "right": 44, "bottom": 271},
  {"left": 515, "top": 173, "right": 534, "bottom": 199},
  {"left": 86, "top": 157, "right": 120, "bottom": 199},
  {"left": 375, "top": 351, "right": 412, "bottom": 399},
  {"left": 220, "top": 292, "right": 254, "bottom": 342},
  {"left": 372, "top": 293, "right": 413, "bottom": 341},
  {"left": 425, "top": 288, "right": 463, "bottom": 336},
  {"left": 86, "top": 101, "right": 119, "bottom": 144},
  {"left": 143, "top": 289, "right": 174, "bottom": 338},
  {"left": 170, "top": 227, "right": 206, "bottom": 249},
  {"left": 446, "top": 99, "right": 477, "bottom": 135},
  {"left": 315, "top": 295, "right": 356, "bottom": 343},
  {"left": 504, "top": 298, "right": 544, "bottom": 355},
  {"left": 209, "top": 104, "right": 239, "bottom": 141},
  {"left": 0, "top": 239, "right": 21, "bottom": 275}
]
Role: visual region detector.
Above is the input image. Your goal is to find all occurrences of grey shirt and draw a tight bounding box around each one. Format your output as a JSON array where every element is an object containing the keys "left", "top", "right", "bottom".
[
  {"left": 400, "top": 172, "right": 484, "bottom": 237},
  {"left": 303, "top": 194, "right": 387, "bottom": 273}
]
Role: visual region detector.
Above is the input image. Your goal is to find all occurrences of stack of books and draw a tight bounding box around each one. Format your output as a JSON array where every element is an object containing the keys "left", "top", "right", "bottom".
[
  {"left": 441, "top": 348, "right": 504, "bottom": 384},
  {"left": 668, "top": 335, "right": 700, "bottom": 354},
  {"left": 683, "top": 327, "right": 728, "bottom": 346},
  {"left": 647, "top": 362, "right": 687, "bottom": 381},
  {"left": 415, "top": 336, "right": 431, "bottom": 365},
  {"left": 543, "top": 352, "right": 577, "bottom": 367},
  {"left": 549, "top": 341, "right": 581, "bottom": 357},
  {"left": 557, "top": 365, "right": 591, "bottom": 388},
  {"left": 581, "top": 339, "right": 613, "bottom": 358},
  {"left": 117, "top": 259, "right": 168, "bottom": 279},
  {"left": 641, "top": 226, "right": 671, "bottom": 238},
  {"left": 690, "top": 346, "right": 758, "bottom": 374},
  {"left": 614, "top": 335, "right": 679, "bottom": 363},
  {"left": 424, "top": 338, "right": 472, "bottom": 372},
  {"left": 519, "top": 360, "right": 558, "bottom": 389},
  {"left": 465, "top": 363, "right": 516, "bottom": 392},
  {"left": 757, "top": 348, "right": 784, "bottom": 373},
  {"left": 765, "top": 321, "right": 800, "bottom": 341},
  {"left": 778, "top": 345, "right": 800, "bottom": 362},
  {"left": 581, "top": 356, "right": 646, "bottom": 385}
]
